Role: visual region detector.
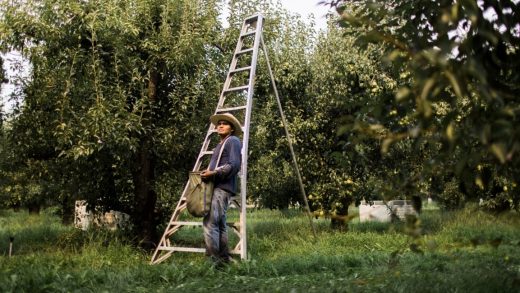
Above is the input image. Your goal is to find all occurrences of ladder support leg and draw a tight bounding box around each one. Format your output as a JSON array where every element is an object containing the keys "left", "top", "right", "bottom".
[{"left": 260, "top": 34, "right": 318, "bottom": 240}]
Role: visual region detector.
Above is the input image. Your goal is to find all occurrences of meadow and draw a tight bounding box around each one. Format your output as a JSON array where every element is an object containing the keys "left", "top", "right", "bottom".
[{"left": 1, "top": 205, "right": 520, "bottom": 292}]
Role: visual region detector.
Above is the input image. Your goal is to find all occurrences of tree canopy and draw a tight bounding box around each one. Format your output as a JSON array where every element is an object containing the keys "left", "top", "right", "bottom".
[
  {"left": 1, "top": 0, "right": 519, "bottom": 245},
  {"left": 0, "top": 0, "right": 224, "bottom": 243}
]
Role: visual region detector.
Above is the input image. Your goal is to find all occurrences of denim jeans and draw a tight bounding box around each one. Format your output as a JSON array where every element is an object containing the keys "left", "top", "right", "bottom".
[{"left": 203, "top": 187, "right": 231, "bottom": 262}]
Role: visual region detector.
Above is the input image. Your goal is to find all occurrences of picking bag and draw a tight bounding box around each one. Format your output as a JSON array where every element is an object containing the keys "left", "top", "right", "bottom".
[
  {"left": 185, "top": 137, "right": 229, "bottom": 217},
  {"left": 186, "top": 172, "right": 214, "bottom": 217}
]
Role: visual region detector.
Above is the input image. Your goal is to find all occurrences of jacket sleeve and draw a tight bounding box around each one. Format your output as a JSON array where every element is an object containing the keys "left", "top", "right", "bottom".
[{"left": 215, "top": 137, "right": 241, "bottom": 179}]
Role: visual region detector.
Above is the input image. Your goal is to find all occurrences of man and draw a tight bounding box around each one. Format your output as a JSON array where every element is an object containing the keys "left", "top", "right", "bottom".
[{"left": 200, "top": 112, "right": 242, "bottom": 265}]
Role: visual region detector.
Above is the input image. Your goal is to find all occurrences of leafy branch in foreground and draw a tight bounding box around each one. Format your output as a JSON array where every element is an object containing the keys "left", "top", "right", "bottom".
[{"left": 327, "top": 0, "right": 520, "bottom": 211}]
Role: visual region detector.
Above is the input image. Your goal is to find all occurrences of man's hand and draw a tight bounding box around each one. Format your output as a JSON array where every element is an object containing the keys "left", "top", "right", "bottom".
[{"left": 201, "top": 170, "right": 216, "bottom": 180}]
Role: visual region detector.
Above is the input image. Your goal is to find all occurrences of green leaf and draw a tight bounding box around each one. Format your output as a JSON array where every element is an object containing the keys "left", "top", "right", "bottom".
[
  {"left": 395, "top": 87, "right": 411, "bottom": 101},
  {"left": 444, "top": 70, "right": 463, "bottom": 98},
  {"left": 490, "top": 143, "right": 507, "bottom": 164},
  {"left": 381, "top": 138, "right": 393, "bottom": 154},
  {"left": 421, "top": 78, "right": 435, "bottom": 101},
  {"left": 446, "top": 122, "right": 455, "bottom": 142}
]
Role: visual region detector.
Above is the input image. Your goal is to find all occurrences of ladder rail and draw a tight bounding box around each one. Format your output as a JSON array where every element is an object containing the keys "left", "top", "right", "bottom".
[
  {"left": 238, "top": 14, "right": 263, "bottom": 261},
  {"left": 150, "top": 182, "right": 189, "bottom": 263},
  {"left": 216, "top": 23, "right": 249, "bottom": 109}
]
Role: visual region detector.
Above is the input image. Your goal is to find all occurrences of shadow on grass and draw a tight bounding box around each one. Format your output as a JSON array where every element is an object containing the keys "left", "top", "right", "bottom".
[
  {"left": 0, "top": 209, "right": 69, "bottom": 256},
  {"left": 0, "top": 209, "right": 133, "bottom": 256}
]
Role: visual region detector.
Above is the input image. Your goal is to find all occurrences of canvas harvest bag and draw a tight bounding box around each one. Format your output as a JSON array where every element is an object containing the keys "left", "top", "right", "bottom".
[{"left": 186, "top": 138, "right": 229, "bottom": 217}]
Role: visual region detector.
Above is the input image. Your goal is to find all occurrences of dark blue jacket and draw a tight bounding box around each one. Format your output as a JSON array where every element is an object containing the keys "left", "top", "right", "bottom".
[{"left": 208, "top": 136, "right": 242, "bottom": 194}]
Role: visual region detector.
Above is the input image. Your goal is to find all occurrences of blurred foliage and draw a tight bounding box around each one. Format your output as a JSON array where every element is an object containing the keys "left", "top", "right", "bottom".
[{"left": 327, "top": 0, "right": 520, "bottom": 211}]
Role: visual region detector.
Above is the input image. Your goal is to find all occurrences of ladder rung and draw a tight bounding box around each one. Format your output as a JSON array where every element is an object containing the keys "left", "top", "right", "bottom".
[
  {"left": 240, "top": 30, "right": 257, "bottom": 38},
  {"left": 158, "top": 246, "right": 206, "bottom": 253},
  {"left": 230, "top": 66, "right": 252, "bottom": 74},
  {"left": 157, "top": 246, "right": 241, "bottom": 255},
  {"left": 168, "top": 221, "right": 238, "bottom": 227},
  {"left": 171, "top": 221, "right": 202, "bottom": 226},
  {"left": 224, "top": 85, "right": 249, "bottom": 93},
  {"left": 216, "top": 105, "right": 247, "bottom": 113},
  {"left": 244, "top": 14, "right": 260, "bottom": 22},
  {"left": 236, "top": 48, "right": 254, "bottom": 56},
  {"left": 199, "top": 151, "right": 213, "bottom": 156}
]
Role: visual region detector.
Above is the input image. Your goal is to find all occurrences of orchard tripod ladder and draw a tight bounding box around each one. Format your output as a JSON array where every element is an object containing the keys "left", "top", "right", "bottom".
[{"left": 150, "top": 13, "right": 316, "bottom": 265}]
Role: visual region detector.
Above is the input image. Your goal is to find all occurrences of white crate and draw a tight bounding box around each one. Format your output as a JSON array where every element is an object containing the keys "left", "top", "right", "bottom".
[
  {"left": 74, "top": 200, "right": 131, "bottom": 231},
  {"left": 359, "top": 200, "right": 417, "bottom": 222}
]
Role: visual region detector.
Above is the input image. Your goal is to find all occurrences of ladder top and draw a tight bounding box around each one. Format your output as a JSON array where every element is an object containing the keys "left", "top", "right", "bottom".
[{"left": 245, "top": 13, "right": 264, "bottom": 22}]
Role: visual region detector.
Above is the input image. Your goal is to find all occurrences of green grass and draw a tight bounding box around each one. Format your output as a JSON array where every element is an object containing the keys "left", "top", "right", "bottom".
[{"left": 1, "top": 206, "right": 520, "bottom": 292}]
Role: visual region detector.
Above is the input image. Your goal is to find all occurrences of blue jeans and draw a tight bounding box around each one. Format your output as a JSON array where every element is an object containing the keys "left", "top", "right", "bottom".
[{"left": 203, "top": 187, "right": 231, "bottom": 262}]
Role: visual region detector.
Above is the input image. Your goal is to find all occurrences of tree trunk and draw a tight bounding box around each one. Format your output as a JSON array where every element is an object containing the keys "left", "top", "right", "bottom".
[
  {"left": 27, "top": 203, "right": 41, "bottom": 214},
  {"left": 132, "top": 139, "right": 157, "bottom": 248},
  {"left": 132, "top": 70, "right": 159, "bottom": 249},
  {"left": 330, "top": 197, "right": 352, "bottom": 231},
  {"left": 61, "top": 197, "right": 74, "bottom": 225},
  {"left": 12, "top": 203, "right": 21, "bottom": 212}
]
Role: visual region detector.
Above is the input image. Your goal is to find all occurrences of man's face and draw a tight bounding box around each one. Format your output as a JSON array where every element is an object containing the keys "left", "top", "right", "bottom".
[{"left": 216, "top": 120, "right": 233, "bottom": 137}]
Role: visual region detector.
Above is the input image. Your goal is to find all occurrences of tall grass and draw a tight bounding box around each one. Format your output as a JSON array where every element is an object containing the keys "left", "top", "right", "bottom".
[{"left": 1, "top": 206, "right": 520, "bottom": 292}]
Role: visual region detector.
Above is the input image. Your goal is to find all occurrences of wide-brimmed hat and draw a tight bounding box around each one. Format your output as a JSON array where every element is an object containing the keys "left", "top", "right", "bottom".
[{"left": 210, "top": 112, "right": 243, "bottom": 136}]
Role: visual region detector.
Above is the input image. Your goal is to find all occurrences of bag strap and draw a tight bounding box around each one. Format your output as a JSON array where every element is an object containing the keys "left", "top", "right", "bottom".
[
  {"left": 202, "top": 138, "right": 229, "bottom": 215},
  {"left": 210, "top": 136, "right": 230, "bottom": 171}
]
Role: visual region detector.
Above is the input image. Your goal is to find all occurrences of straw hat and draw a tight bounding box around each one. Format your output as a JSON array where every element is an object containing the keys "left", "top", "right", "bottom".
[{"left": 210, "top": 112, "right": 243, "bottom": 136}]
